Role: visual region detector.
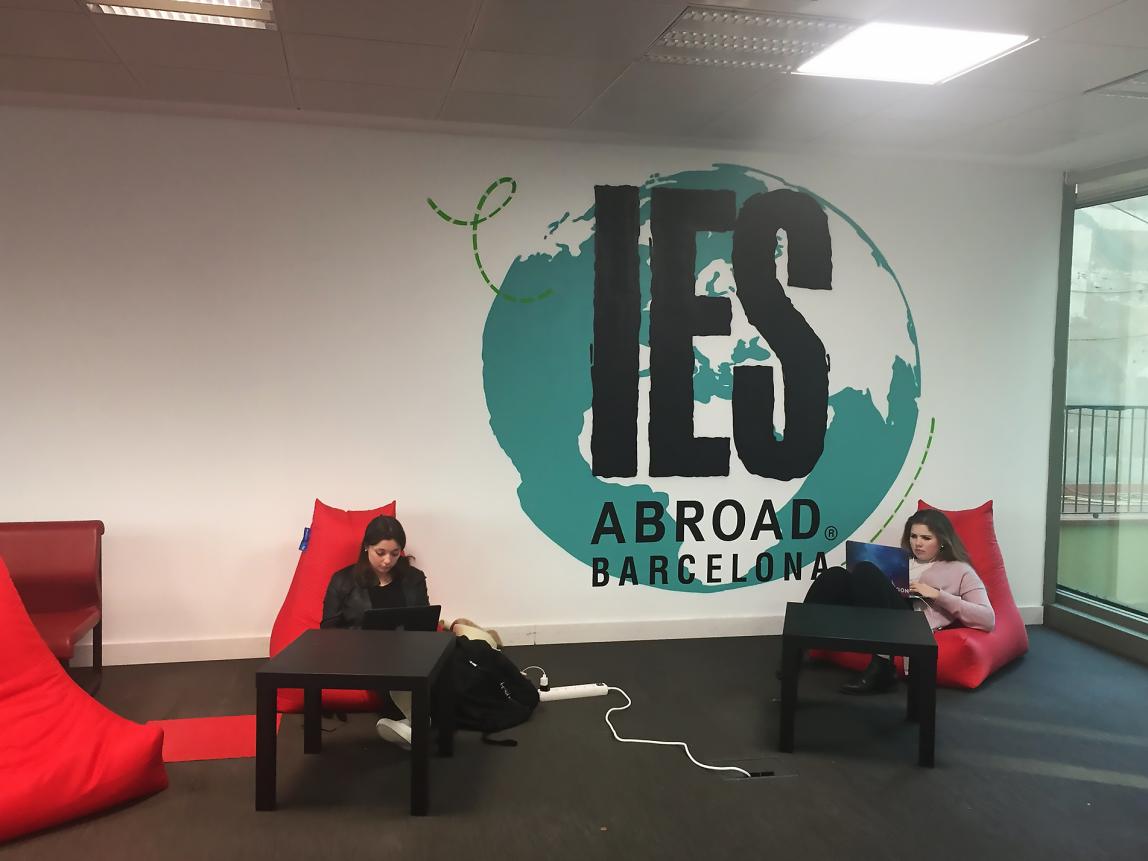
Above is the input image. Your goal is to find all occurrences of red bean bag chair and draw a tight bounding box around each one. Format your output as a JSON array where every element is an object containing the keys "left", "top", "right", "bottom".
[
  {"left": 812, "top": 500, "right": 1029, "bottom": 689},
  {"left": 0, "top": 557, "right": 167, "bottom": 844},
  {"left": 269, "top": 499, "right": 396, "bottom": 713}
]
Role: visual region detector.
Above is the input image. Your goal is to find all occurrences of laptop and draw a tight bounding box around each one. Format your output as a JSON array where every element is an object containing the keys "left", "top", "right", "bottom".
[
  {"left": 844, "top": 541, "right": 911, "bottom": 597},
  {"left": 361, "top": 605, "right": 442, "bottom": 632}
]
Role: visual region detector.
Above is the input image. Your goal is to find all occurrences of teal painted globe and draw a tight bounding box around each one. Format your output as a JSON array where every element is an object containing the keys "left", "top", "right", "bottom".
[{"left": 483, "top": 164, "right": 920, "bottom": 592}]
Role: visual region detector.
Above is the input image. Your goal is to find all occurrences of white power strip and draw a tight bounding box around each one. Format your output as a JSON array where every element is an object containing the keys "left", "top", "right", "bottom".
[{"left": 538, "top": 683, "right": 609, "bottom": 702}]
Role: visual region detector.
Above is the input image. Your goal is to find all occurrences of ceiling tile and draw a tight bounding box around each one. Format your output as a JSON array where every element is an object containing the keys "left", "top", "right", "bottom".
[
  {"left": 852, "top": 82, "right": 1065, "bottom": 140},
  {"left": 952, "top": 91, "right": 1148, "bottom": 155},
  {"left": 441, "top": 89, "right": 584, "bottom": 127},
  {"left": 470, "top": 0, "right": 683, "bottom": 60},
  {"left": 1017, "top": 93, "right": 1148, "bottom": 135},
  {"left": 275, "top": 0, "right": 479, "bottom": 46},
  {"left": 294, "top": 78, "right": 443, "bottom": 118},
  {"left": 452, "top": 50, "right": 625, "bottom": 100},
  {"left": 1033, "top": 120, "right": 1148, "bottom": 169},
  {"left": 575, "top": 60, "right": 776, "bottom": 136},
  {"left": 825, "top": 115, "right": 947, "bottom": 149},
  {"left": 285, "top": 33, "right": 459, "bottom": 88},
  {"left": 876, "top": 0, "right": 1122, "bottom": 38},
  {"left": 1051, "top": 2, "right": 1148, "bottom": 49},
  {"left": 949, "top": 121, "right": 1081, "bottom": 156},
  {"left": 92, "top": 17, "right": 288, "bottom": 77},
  {"left": 955, "top": 38, "right": 1148, "bottom": 94},
  {"left": 0, "top": 54, "right": 137, "bottom": 97},
  {"left": 0, "top": 1, "right": 84, "bottom": 11},
  {"left": 0, "top": 7, "right": 118, "bottom": 62},
  {"left": 707, "top": 74, "right": 917, "bottom": 143},
  {"left": 131, "top": 65, "right": 296, "bottom": 108},
  {"left": 685, "top": 1, "right": 896, "bottom": 22}
]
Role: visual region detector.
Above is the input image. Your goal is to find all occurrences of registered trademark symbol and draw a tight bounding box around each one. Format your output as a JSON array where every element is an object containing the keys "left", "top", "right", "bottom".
[{"left": 824, "top": 526, "right": 838, "bottom": 540}]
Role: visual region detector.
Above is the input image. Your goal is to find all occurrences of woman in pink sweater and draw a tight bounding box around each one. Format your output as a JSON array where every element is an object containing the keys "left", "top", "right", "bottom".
[{"left": 804, "top": 509, "right": 995, "bottom": 694}]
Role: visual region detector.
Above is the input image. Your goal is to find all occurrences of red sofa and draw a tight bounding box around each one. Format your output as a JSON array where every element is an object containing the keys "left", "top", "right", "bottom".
[
  {"left": 0, "top": 557, "right": 167, "bottom": 843},
  {"left": 0, "top": 520, "right": 105, "bottom": 690}
]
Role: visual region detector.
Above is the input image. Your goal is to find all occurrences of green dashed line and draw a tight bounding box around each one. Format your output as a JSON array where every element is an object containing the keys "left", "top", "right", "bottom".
[
  {"left": 427, "top": 177, "right": 554, "bottom": 303},
  {"left": 870, "top": 416, "right": 936, "bottom": 540}
]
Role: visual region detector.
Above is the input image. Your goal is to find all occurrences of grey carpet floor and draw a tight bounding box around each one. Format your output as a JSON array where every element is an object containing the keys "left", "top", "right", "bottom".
[{"left": 6, "top": 627, "right": 1148, "bottom": 860}]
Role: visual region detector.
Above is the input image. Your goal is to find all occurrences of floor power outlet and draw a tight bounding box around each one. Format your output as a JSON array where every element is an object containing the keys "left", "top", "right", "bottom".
[{"left": 538, "top": 683, "right": 609, "bottom": 702}]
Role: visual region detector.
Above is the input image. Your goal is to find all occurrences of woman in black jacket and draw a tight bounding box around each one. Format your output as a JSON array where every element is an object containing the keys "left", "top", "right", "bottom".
[
  {"left": 320, "top": 515, "right": 429, "bottom": 629},
  {"left": 320, "top": 515, "right": 429, "bottom": 748}
]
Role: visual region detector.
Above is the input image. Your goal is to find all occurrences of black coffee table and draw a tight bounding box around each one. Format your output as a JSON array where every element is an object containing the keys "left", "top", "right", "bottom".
[
  {"left": 255, "top": 629, "right": 456, "bottom": 815},
  {"left": 778, "top": 602, "right": 938, "bottom": 767}
]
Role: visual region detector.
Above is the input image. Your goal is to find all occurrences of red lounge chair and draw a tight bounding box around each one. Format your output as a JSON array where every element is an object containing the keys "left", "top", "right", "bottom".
[
  {"left": 269, "top": 500, "right": 396, "bottom": 713},
  {"left": 813, "top": 500, "right": 1029, "bottom": 689},
  {"left": 0, "top": 557, "right": 167, "bottom": 844},
  {"left": 0, "top": 521, "right": 105, "bottom": 691}
]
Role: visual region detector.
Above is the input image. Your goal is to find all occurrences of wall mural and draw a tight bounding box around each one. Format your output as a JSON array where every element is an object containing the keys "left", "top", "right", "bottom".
[{"left": 432, "top": 164, "right": 926, "bottom": 593}]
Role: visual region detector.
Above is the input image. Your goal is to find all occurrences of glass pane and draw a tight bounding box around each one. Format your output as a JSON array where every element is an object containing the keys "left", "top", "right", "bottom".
[{"left": 1058, "top": 195, "right": 1148, "bottom": 616}]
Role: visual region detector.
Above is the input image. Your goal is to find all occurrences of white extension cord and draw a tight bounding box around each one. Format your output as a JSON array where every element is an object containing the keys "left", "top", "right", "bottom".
[{"left": 520, "top": 666, "right": 751, "bottom": 779}]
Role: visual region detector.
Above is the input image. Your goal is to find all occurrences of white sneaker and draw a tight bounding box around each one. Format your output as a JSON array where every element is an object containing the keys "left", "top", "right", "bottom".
[{"left": 376, "top": 718, "right": 412, "bottom": 750}]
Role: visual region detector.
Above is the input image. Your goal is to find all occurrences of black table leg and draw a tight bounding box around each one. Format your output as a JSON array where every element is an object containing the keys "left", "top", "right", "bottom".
[
  {"left": 917, "top": 654, "right": 936, "bottom": 768},
  {"left": 410, "top": 682, "right": 430, "bottom": 816},
  {"left": 255, "top": 684, "right": 278, "bottom": 811},
  {"left": 303, "top": 687, "right": 322, "bottom": 754},
  {"left": 906, "top": 654, "right": 920, "bottom": 723},
  {"left": 434, "top": 665, "right": 455, "bottom": 757},
  {"left": 778, "top": 638, "right": 801, "bottom": 753}
]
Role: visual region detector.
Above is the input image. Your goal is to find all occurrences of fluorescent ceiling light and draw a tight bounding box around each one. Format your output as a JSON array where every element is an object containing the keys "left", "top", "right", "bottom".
[
  {"left": 796, "top": 22, "right": 1031, "bottom": 85},
  {"left": 1090, "top": 69, "right": 1148, "bottom": 100},
  {"left": 88, "top": 0, "right": 276, "bottom": 30},
  {"left": 644, "top": 5, "right": 856, "bottom": 73}
]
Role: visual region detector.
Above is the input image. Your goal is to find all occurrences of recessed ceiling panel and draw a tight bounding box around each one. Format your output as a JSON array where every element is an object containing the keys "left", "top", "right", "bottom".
[
  {"left": 131, "top": 64, "right": 296, "bottom": 107},
  {"left": 1016, "top": 92, "right": 1148, "bottom": 135},
  {"left": 275, "top": 0, "right": 479, "bottom": 46},
  {"left": 951, "top": 118, "right": 1083, "bottom": 156},
  {"left": 574, "top": 59, "right": 775, "bottom": 136},
  {"left": 0, "top": 7, "right": 119, "bottom": 62},
  {"left": 1040, "top": 121, "right": 1148, "bottom": 170},
  {"left": 0, "top": 55, "right": 139, "bottom": 97},
  {"left": 441, "top": 89, "right": 585, "bottom": 127},
  {"left": 92, "top": 16, "right": 289, "bottom": 77},
  {"left": 0, "top": 1, "right": 86, "bottom": 11},
  {"left": 1051, "top": 1, "right": 1148, "bottom": 49},
  {"left": 956, "top": 38, "right": 1148, "bottom": 94},
  {"left": 876, "top": 0, "right": 1122, "bottom": 39},
  {"left": 294, "top": 78, "right": 443, "bottom": 118},
  {"left": 285, "top": 33, "right": 460, "bottom": 88},
  {"left": 453, "top": 51, "right": 626, "bottom": 101},
  {"left": 707, "top": 74, "right": 915, "bottom": 143},
  {"left": 470, "top": 0, "right": 683, "bottom": 60},
  {"left": 689, "top": 0, "right": 893, "bottom": 16}
]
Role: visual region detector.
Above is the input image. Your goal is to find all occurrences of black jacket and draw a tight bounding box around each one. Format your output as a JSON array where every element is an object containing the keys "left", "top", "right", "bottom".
[{"left": 320, "top": 563, "right": 429, "bottom": 629}]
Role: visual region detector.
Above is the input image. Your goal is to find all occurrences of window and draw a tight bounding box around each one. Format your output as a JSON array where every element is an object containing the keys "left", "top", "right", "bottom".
[{"left": 1057, "top": 193, "right": 1148, "bottom": 617}]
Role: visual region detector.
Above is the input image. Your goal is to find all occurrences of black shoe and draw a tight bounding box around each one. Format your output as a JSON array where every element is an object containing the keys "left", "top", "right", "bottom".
[{"left": 840, "top": 657, "right": 897, "bottom": 695}]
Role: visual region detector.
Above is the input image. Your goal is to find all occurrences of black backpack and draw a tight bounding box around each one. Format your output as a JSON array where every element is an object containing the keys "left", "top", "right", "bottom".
[{"left": 450, "top": 636, "right": 539, "bottom": 744}]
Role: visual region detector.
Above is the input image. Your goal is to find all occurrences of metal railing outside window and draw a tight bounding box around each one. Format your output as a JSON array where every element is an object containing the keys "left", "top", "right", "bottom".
[{"left": 1062, "top": 405, "right": 1148, "bottom": 514}]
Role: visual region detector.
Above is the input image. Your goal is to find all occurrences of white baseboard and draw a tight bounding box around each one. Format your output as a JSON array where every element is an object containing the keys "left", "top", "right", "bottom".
[
  {"left": 73, "top": 636, "right": 270, "bottom": 667},
  {"left": 1019, "top": 604, "right": 1045, "bottom": 625},
  {"left": 495, "top": 615, "right": 787, "bottom": 646},
  {"left": 70, "top": 606, "right": 1046, "bottom": 665}
]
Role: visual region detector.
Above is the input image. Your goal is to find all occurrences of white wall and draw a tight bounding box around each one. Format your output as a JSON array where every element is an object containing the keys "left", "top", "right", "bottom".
[{"left": 0, "top": 106, "right": 1061, "bottom": 663}]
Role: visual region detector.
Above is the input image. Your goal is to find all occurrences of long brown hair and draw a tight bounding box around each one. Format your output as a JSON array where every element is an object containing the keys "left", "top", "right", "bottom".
[
  {"left": 352, "top": 515, "right": 412, "bottom": 586},
  {"left": 899, "top": 509, "right": 970, "bottom": 564}
]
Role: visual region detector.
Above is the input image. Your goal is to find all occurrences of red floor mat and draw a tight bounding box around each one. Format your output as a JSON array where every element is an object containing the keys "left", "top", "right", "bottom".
[{"left": 148, "top": 714, "right": 281, "bottom": 763}]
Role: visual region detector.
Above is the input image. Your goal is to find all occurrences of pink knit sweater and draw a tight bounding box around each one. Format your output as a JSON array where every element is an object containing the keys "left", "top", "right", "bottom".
[{"left": 915, "top": 560, "right": 995, "bottom": 632}]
